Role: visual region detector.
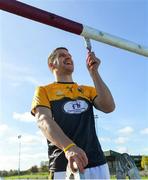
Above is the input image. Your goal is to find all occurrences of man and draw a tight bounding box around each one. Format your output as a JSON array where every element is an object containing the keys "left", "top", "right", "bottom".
[{"left": 31, "top": 47, "right": 115, "bottom": 179}]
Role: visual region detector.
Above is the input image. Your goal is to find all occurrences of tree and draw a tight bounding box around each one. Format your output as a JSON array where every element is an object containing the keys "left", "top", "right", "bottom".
[
  {"left": 141, "top": 156, "right": 148, "bottom": 170},
  {"left": 0, "top": 170, "right": 8, "bottom": 176},
  {"left": 40, "top": 161, "right": 48, "bottom": 172},
  {"left": 30, "top": 165, "right": 38, "bottom": 173},
  {"left": 8, "top": 169, "right": 18, "bottom": 176}
]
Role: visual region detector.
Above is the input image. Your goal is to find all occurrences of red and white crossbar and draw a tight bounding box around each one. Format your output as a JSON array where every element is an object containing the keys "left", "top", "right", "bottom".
[{"left": 0, "top": 0, "right": 148, "bottom": 57}]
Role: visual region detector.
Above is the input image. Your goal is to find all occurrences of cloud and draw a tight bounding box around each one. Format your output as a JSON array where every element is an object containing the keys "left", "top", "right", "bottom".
[
  {"left": 1, "top": 62, "right": 41, "bottom": 86},
  {"left": 8, "top": 134, "right": 40, "bottom": 145},
  {"left": 13, "top": 112, "right": 35, "bottom": 122},
  {"left": 36, "top": 130, "right": 43, "bottom": 136},
  {"left": 24, "top": 76, "right": 40, "bottom": 85},
  {"left": 22, "top": 134, "right": 43, "bottom": 145},
  {"left": 142, "top": 147, "right": 148, "bottom": 154},
  {"left": 114, "top": 137, "right": 128, "bottom": 144},
  {"left": 140, "top": 128, "right": 148, "bottom": 135},
  {"left": 0, "top": 155, "right": 18, "bottom": 170},
  {"left": 116, "top": 146, "right": 128, "bottom": 153},
  {"left": 0, "top": 129, "right": 48, "bottom": 170},
  {"left": 22, "top": 152, "right": 47, "bottom": 159},
  {"left": 0, "top": 123, "right": 9, "bottom": 135},
  {"left": 0, "top": 152, "right": 48, "bottom": 171},
  {"left": 1, "top": 62, "right": 30, "bottom": 74},
  {"left": 99, "top": 137, "right": 111, "bottom": 143},
  {"left": 118, "top": 126, "right": 134, "bottom": 136},
  {"left": 0, "top": 122, "right": 16, "bottom": 138},
  {"left": 7, "top": 132, "right": 47, "bottom": 147},
  {"left": 9, "top": 75, "right": 40, "bottom": 86}
]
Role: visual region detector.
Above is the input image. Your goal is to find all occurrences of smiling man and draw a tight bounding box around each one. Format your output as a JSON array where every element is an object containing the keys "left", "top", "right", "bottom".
[{"left": 31, "top": 47, "right": 115, "bottom": 179}]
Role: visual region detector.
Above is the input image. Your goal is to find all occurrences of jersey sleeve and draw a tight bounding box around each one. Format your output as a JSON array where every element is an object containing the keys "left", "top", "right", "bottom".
[
  {"left": 31, "top": 86, "right": 50, "bottom": 116},
  {"left": 89, "top": 86, "right": 98, "bottom": 102}
]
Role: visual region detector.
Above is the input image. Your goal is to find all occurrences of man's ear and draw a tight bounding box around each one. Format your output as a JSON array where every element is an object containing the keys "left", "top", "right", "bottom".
[
  {"left": 48, "top": 63, "right": 57, "bottom": 70},
  {"left": 48, "top": 63, "right": 53, "bottom": 68}
]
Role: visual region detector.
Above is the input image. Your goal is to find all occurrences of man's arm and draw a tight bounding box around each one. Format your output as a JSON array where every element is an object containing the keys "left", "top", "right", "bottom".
[
  {"left": 86, "top": 52, "right": 115, "bottom": 113},
  {"left": 35, "top": 106, "right": 88, "bottom": 172}
]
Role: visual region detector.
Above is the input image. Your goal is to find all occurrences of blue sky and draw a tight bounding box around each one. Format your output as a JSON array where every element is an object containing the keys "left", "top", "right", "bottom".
[{"left": 0, "top": 0, "right": 148, "bottom": 171}]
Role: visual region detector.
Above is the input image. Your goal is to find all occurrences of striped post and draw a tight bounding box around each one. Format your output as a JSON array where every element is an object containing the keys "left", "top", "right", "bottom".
[{"left": 0, "top": 0, "right": 148, "bottom": 57}]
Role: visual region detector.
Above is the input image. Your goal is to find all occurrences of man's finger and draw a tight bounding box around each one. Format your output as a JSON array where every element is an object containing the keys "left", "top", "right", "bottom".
[
  {"left": 74, "top": 154, "right": 86, "bottom": 169},
  {"left": 81, "top": 152, "right": 88, "bottom": 166},
  {"left": 76, "top": 153, "right": 88, "bottom": 167},
  {"left": 69, "top": 157, "right": 76, "bottom": 173},
  {"left": 73, "top": 157, "right": 84, "bottom": 173}
]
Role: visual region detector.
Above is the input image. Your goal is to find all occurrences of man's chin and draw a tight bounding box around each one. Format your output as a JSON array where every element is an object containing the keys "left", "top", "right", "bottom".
[
  {"left": 66, "top": 70, "right": 73, "bottom": 75},
  {"left": 66, "top": 67, "right": 74, "bottom": 73}
]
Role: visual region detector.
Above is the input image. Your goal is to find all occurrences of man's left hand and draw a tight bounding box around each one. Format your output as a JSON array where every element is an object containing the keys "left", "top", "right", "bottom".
[{"left": 86, "top": 52, "right": 101, "bottom": 74}]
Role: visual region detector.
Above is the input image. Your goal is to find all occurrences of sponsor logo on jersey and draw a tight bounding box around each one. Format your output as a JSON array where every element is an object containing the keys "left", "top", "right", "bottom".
[
  {"left": 63, "top": 100, "right": 88, "bottom": 114},
  {"left": 56, "top": 90, "right": 64, "bottom": 96}
]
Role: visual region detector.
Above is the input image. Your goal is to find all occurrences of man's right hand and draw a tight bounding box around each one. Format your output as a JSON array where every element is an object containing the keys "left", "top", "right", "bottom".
[{"left": 65, "top": 145, "right": 88, "bottom": 173}]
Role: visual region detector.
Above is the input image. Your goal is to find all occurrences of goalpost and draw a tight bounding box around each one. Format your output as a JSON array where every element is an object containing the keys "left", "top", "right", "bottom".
[{"left": 0, "top": 0, "right": 148, "bottom": 57}]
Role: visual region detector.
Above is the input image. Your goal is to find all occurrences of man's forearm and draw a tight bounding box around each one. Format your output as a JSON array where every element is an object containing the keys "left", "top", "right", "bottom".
[
  {"left": 91, "top": 71, "right": 115, "bottom": 112},
  {"left": 37, "top": 114, "right": 74, "bottom": 150}
]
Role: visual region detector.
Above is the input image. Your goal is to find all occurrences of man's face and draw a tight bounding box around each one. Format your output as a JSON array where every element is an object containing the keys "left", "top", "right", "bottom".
[{"left": 53, "top": 49, "right": 74, "bottom": 74}]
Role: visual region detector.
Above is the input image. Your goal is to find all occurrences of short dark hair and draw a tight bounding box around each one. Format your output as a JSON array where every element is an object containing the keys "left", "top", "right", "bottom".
[{"left": 48, "top": 47, "right": 68, "bottom": 67}]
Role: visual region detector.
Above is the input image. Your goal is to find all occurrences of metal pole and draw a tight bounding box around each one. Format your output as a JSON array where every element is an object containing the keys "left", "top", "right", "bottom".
[
  {"left": 94, "top": 115, "right": 99, "bottom": 135},
  {"left": 0, "top": 0, "right": 148, "bottom": 57},
  {"left": 18, "top": 135, "right": 21, "bottom": 176},
  {"left": 81, "top": 26, "right": 148, "bottom": 57}
]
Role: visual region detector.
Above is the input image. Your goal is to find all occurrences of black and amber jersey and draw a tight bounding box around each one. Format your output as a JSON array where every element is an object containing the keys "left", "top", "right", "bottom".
[{"left": 31, "top": 82, "right": 106, "bottom": 172}]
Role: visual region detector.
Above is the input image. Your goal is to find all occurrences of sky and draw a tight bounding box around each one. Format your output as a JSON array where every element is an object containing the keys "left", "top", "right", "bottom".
[{"left": 0, "top": 0, "right": 148, "bottom": 171}]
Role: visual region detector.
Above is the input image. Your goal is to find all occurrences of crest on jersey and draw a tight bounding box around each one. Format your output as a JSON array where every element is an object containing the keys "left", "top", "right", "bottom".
[{"left": 63, "top": 100, "right": 88, "bottom": 114}]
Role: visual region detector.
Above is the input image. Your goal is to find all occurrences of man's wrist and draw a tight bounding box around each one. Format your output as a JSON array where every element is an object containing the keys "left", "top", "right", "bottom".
[
  {"left": 63, "top": 143, "right": 76, "bottom": 153},
  {"left": 90, "top": 70, "right": 99, "bottom": 78}
]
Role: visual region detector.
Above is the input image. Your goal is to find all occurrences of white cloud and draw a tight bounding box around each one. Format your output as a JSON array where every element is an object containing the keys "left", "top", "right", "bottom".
[
  {"left": 24, "top": 76, "right": 40, "bottom": 85},
  {"left": 22, "top": 134, "right": 42, "bottom": 145},
  {"left": 1, "top": 62, "right": 41, "bottom": 86},
  {"left": 141, "top": 147, "right": 148, "bottom": 154},
  {"left": 8, "top": 133, "right": 45, "bottom": 146},
  {"left": 114, "top": 137, "right": 128, "bottom": 144},
  {"left": 0, "top": 129, "right": 48, "bottom": 170},
  {"left": 0, "top": 155, "right": 18, "bottom": 170},
  {"left": 140, "top": 128, "right": 148, "bottom": 135},
  {"left": 36, "top": 130, "right": 46, "bottom": 140},
  {"left": 36, "top": 130, "right": 43, "bottom": 136},
  {"left": 9, "top": 75, "right": 40, "bottom": 86},
  {"left": 0, "top": 152, "right": 48, "bottom": 171},
  {"left": 118, "top": 126, "right": 134, "bottom": 136},
  {"left": 2, "top": 62, "right": 30, "bottom": 74},
  {"left": 0, "top": 122, "right": 16, "bottom": 138},
  {"left": 0, "top": 123, "right": 9, "bottom": 135},
  {"left": 22, "top": 152, "right": 47, "bottom": 159},
  {"left": 13, "top": 112, "right": 35, "bottom": 122},
  {"left": 116, "top": 146, "right": 128, "bottom": 153},
  {"left": 99, "top": 137, "right": 111, "bottom": 143}
]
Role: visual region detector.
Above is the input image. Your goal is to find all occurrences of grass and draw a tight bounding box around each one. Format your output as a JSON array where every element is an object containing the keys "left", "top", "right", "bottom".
[
  {"left": 110, "top": 175, "right": 148, "bottom": 179},
  {"left": 4, "top": 172, "right": 48, "bottom": 179},
  {"left": 4, "top": 173, "right": 148, "bottom": 179},
  {"left": 141, "top": 176, "right": 148, "bottom": 179}
]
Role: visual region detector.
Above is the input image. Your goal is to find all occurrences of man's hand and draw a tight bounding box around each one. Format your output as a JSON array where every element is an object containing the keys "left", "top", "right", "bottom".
[
  {"left": 86, "top": 52, "right": 101, "bottom": 74},
  {"left": 65, "top": 145, "right": 88, "bottom": 173}
]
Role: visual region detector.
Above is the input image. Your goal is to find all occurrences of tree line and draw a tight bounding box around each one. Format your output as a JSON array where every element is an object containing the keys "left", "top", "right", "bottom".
[{"left": 0, "top": 161, "right": 48, "bottom": 177}]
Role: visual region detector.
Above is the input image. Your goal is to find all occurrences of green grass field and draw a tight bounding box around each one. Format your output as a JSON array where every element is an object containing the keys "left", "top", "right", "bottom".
[
  {"left": 4, "top": 172, "right": 48, "bottom": 179},
  {"left": 3, "top": 173, "right": 148, "bottom": 179}
]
